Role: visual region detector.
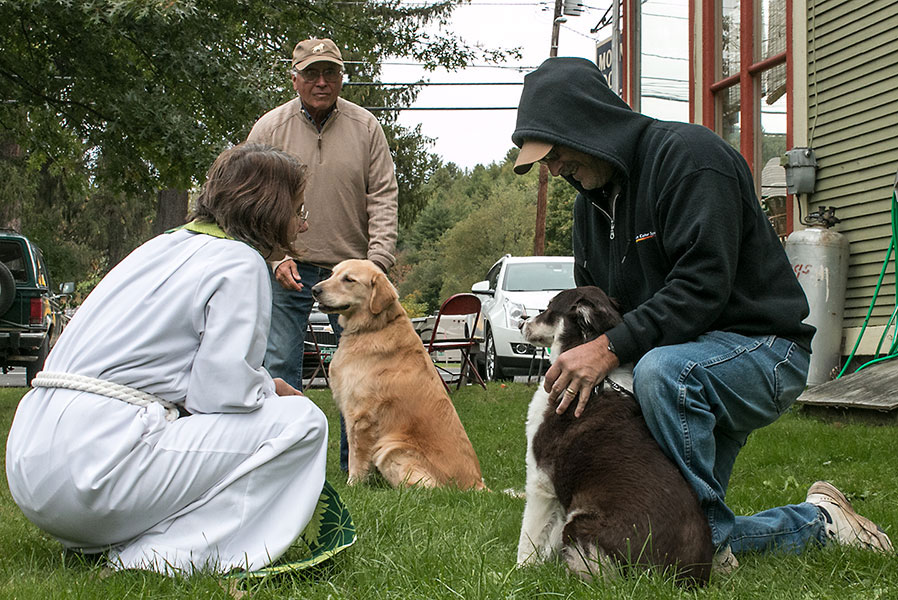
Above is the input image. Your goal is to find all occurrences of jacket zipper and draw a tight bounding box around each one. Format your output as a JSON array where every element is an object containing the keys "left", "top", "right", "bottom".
[{"left": 590, "top": 191, "right": 619, "bottom": 240}]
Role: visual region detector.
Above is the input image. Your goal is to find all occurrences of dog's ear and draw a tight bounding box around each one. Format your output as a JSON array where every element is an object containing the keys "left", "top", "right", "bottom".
[
  {"left": 369, "top": 271, "right": 398, "bottom": 315},
  {"left": 574, "top": 295, "right": 621, "bottom": 335},
  {"left": 574, "top": 300, "right": 596, "bottom": 333}
]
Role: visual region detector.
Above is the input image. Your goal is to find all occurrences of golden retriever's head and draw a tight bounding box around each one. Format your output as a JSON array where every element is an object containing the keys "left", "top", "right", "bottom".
[{"left": 312, "top": 259, "right": 399, "bottom": 327}]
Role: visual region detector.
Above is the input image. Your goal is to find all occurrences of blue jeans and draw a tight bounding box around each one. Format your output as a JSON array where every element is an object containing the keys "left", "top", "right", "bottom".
[
  {"left": 264, "top": 261, "right": 349, "bottom": 471},
  {"left": 633, "top": 332, "right": 827, "bottom": 554}
]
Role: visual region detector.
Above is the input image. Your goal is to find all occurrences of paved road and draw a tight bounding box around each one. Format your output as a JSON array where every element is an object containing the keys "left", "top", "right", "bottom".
[{"left": 0, "top": 368, "right": 27, "bottom": 388}]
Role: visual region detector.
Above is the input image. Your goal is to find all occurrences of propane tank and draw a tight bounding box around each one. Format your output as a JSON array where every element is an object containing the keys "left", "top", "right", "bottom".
[{"left": 785, "top": 206, "right": 850, "bottom": 386}]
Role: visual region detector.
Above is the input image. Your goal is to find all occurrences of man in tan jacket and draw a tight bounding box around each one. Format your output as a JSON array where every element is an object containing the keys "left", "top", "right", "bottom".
[{"left": 247, "top": 38, "right": 399, "bottom": 470}]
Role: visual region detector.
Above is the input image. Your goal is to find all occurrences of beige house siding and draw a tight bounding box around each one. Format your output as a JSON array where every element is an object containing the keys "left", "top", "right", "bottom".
[{"left": 806, "top": 0, "right": 898, "bottom": 337}]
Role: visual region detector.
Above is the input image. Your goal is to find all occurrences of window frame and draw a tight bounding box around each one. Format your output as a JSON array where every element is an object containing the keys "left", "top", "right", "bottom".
[{"left": 698, "top": 0, "right": 795, "bottom": 230}]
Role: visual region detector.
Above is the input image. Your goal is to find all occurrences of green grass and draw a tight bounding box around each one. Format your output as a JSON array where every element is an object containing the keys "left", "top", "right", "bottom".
[{"left": 0, "top": 383, "right": 896, "bottom": 599}]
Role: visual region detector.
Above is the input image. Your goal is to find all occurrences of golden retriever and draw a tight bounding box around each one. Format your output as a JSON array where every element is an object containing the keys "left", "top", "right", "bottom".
[{"left": 311, "top": 259, "right": 486, "bottom": 490}]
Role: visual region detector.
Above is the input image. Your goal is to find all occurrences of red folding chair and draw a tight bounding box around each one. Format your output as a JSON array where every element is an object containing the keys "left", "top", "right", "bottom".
[
  {"left": 303, "top": 322, "right": 330, "bottom": 387},
  {"left": 424, "top": 293, "right": 487, "bottom": 392}
]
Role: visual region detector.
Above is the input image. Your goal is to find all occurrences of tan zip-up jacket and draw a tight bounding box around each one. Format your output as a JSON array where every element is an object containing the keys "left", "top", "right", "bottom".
[{"left": 247, "top": 96, "right": 398, "bottom": 271}]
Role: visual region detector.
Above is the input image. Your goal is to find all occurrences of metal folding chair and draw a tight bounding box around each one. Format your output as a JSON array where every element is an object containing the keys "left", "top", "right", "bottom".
[{"left": 424, "top": 293, "right": 487, "bottom": 392}]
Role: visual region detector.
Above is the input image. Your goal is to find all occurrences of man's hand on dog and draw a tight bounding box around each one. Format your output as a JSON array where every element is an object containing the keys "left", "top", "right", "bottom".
[
  {"left": 545, "top": 334, "right": 620, "bottom": 418},
  {"left": 274, "top": 260, "right": 303, "bottom": 291}
]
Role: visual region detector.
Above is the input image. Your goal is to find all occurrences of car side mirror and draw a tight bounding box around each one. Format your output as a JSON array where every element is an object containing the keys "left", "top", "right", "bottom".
[
  {"left": 59, "top": 282, "right": 75, "bottom": 296},
  {"left": 471, "top": 280, "right": 494, "bottom": 296}
]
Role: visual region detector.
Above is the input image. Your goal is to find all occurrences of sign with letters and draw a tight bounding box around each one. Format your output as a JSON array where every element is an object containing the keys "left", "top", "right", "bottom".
[{"left": 595, "top": 37, "right": 622, "bottom": 96}]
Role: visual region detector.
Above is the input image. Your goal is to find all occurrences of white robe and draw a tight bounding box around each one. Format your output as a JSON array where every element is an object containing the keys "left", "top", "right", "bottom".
[{"left": 5, "top": 230, "right": 327, "bottom": 574}]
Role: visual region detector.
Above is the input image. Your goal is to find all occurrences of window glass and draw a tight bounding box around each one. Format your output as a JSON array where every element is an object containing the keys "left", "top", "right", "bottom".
[
  {"left": 761, "top": 62, "right": 788, "bottom": 236},
  {"left": 0, "top": 241, "right": 27, "bottom": 282},
  {"left": 487, "top": 264, "right": 501, "bottom": 290},
  {"left": 721, "top": 0, "right": 740, "bottom": 78},
  {"left": 35, "top": 252, "right": 50, "bottom": 288},
  {"left": 759, "top": 0, "right": 787, "bottom": 168},
  {"left": 503, "top": 262, "right": 575, "bottom": 292},
  {"left": 721, "top": 85, "right": 741, "bottom": 151},
  {"left": 761, "top": 0, "right": 786, "bottom": 61},
  {"left": 761, "top": 63, "right": 787, "bottom": 168},
  {"left": 639, "top": 0, "right": 689, "bottom": 123}
]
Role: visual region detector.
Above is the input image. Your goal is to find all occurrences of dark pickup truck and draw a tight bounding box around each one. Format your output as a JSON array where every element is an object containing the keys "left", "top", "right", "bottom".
[{"left": 0, "top": 230, "right": 73, "bottom": 384}]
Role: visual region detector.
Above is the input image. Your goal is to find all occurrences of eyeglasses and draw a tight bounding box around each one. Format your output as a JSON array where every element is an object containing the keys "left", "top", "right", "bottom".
[
  {"left": 297, "top": 204, "right": 309, "bottom": 223},
  {"left": 295, "top": 68, "right": 342, "bottom": 83},
  {"left": 538, "top": 148, "right": 560, "bottom": 164}
]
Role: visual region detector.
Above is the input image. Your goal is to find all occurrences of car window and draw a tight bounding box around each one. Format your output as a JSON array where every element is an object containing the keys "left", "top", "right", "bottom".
[
  {"left": 35, "top": 251, "right": 51, "bottom": 289},
  {"left": 503, "top": 262, "right": 575, "bottom": 292},
  {"left": 487, "top": 263, "right": 502, "bottom": 290},
  {"left": 0, "top": 240, "right": 27, "bottom": 282}
]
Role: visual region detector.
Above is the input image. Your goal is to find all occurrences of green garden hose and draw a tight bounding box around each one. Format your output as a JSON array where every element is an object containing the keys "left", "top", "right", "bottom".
[{"left": 836, "top": 173, "right": 898, "bottom": 377}]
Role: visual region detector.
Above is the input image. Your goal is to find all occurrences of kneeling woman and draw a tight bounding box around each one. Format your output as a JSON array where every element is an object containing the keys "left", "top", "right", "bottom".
[{"left": 6, "top": 144, "right": 327, "bottom": 574}]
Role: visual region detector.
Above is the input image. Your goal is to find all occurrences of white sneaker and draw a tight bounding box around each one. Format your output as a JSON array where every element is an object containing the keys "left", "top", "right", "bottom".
[
  {"left": 806, "top": 481, "right": 893, "bottom": 552},
  {"left": 711, "top": 545, "right": 739, "bottom": 575}
]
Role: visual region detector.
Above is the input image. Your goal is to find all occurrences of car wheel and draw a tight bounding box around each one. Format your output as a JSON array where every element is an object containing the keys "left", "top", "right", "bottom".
[
  {"left": 26, "top": 336, "right": 49, "bottom": 385},
  {"left": 0, "top": 262, "right": 15, "bottom": 316},
  {"left": 484, "top": 329, "right": 507, "bottom": 382}
]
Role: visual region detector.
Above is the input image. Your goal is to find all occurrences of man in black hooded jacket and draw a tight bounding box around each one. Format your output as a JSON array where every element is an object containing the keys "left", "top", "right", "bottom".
[{"left": 512, "top": 56, "right": 892, "bottom": 571}]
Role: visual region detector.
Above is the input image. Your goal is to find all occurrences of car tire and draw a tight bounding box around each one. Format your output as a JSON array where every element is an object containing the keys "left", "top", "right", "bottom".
[
  {"left": 0, "top": 262, "right": 15, "bottom": 316},
  {"left": 26, "top": 336, "right": 49, "bottom": 385},
  {"left": 484, "top": 328, "right": 507, "bottom": 382}
]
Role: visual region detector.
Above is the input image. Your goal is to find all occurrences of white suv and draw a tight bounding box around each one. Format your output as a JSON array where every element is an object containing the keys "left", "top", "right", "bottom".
[{"left": 471, "top": 255, "right": 575, "bottom": 381}]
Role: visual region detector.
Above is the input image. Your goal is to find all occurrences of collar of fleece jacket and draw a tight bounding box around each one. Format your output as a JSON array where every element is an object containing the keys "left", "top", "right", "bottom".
[{"left": 512, "top": 57, "right": 653, "bottom": 187}]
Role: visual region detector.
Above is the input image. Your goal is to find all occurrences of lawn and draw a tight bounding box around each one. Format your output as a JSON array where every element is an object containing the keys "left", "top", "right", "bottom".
[{"left": 0, "top": 382, "right": 895, "bottom": 599}]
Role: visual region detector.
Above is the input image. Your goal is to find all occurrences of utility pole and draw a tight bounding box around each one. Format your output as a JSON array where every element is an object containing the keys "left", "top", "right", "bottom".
[{"left": 533, "top": 0, "right": 564, "bottom": 256}]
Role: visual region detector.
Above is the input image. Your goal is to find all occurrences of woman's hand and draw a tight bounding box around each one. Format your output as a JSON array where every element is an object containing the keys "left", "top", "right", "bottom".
[
  {"left": 543, "top": 334, "right": 619, "bottom": 417},
  {"left": 274, "top": 260, "right": 303, "bottom": 292},
  {"left": 273, "top": 377, "right": 302, "bottom": 397}
]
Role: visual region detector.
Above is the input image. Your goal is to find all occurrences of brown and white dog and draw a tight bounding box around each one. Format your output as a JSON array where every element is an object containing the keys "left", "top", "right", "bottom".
[
  {"left": 311, "top": 259, "right": 486, "bottom": 490},
  {"left": 516, "top": 286, "right": 712, "bottom": 586}
]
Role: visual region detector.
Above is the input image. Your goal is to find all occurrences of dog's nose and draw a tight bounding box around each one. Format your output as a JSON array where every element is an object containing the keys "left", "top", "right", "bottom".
[{"left": 310, "top": 283, "right": 322, "bottom": 298}]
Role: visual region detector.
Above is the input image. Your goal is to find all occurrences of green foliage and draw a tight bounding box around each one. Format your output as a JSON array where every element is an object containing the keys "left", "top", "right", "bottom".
[
  {"left": 437, "top": 185, "right": 535, "bottom": 300},
  {"left": 398, "top": 290, "right": 429, "bottom": 319},
  {"left": 395, "top": 153, "right": 577, "bottom": 314},
  {"left": 1, "top": 384, "right": 897, "bottom": 599},
  {"left": 545, "top": 175, "right": 576, "bottom": 256}
]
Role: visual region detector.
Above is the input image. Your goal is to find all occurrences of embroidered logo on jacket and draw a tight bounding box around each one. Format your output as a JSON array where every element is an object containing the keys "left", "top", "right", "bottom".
[{"left": 635, "top": 231, "right": 656, "bottom": 243}]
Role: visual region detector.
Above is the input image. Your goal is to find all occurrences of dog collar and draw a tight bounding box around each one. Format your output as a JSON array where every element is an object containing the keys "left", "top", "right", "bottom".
[{"left": 594, "top": 376, "right": 634, "bottom": 398}]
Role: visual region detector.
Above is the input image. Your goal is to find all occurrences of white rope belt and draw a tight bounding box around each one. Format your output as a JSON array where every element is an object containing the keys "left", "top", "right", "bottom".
[{"left": 32, "top": 371, "right": 180, "bottom": 422}]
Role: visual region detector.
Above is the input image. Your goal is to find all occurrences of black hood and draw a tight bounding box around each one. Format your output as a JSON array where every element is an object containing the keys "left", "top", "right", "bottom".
[{"left": 512, "top": 57, "right": 653, "bottom": 181}]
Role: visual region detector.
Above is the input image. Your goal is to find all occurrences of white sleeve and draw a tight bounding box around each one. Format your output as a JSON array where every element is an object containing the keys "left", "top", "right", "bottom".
[{"left": 184, "top": 247, "right": 276, "bottom": 414}]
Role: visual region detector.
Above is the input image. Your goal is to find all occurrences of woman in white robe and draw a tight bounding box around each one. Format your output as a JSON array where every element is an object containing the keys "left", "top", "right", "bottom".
[{"left": 5, "top": 144, "right": 327, "bottom": 574}]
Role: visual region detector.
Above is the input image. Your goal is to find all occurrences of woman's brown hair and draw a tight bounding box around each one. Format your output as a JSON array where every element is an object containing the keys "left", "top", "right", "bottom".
[{"left": 191, "top": 143, "right": 306, "bottom": 258}]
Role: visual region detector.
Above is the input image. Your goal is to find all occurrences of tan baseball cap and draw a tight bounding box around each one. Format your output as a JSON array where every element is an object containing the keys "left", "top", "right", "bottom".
[
  {"left": 292, "top": 38, "right": 344, "bottom": 71},
  {"left": 513, "top": 139, "right": 554, "bottom": 174}
]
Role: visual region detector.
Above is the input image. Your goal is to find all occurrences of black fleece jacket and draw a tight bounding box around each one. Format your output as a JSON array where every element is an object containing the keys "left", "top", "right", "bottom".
[{"left": 513, "top": 57, "right": 815, "bottom": 364}]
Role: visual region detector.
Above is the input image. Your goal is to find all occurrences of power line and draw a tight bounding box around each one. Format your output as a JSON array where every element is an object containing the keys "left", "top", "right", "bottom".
[
  {"left": 641, "top": 93, "right": 687, "bottom": 103},
  {"left": 643, "top": 52, "right": 688, "bottom": 61},
  {"left": 642, "top": 11, "right": 687, "bottom": 19},
  {"left": 344, "top": 60, "right": 540, "bottom": 70}
]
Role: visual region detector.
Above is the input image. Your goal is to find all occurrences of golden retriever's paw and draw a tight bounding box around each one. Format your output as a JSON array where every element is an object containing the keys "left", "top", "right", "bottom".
[{"left": 346, "top": 472, "right": 368, "bottom": 486}]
